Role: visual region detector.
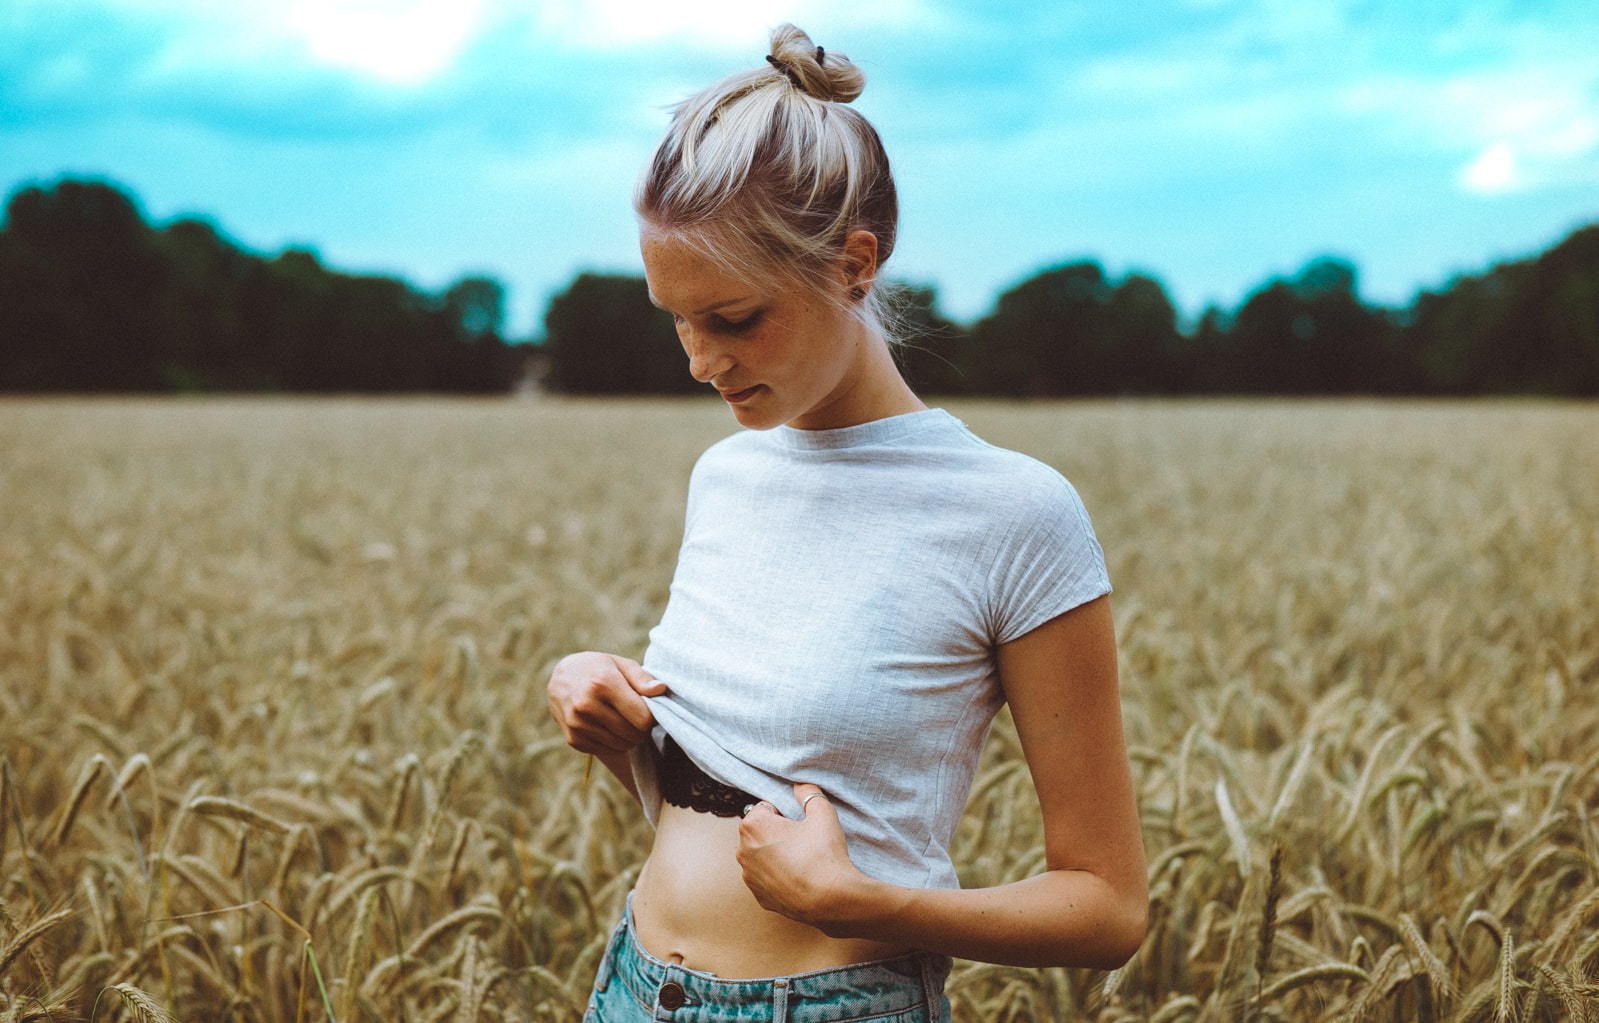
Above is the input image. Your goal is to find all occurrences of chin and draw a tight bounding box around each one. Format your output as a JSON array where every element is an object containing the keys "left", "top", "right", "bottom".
[
  {"left": 726, "top": 400, "right": 787, "bottom": 431},
  {"left": 731, "top": 409, "right": 785, "bottom": 430}
]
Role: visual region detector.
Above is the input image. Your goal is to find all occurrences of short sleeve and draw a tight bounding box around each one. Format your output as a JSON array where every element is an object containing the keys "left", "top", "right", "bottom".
[{"left": 984, "top": 465, "right": 1112, "bottom": 646}]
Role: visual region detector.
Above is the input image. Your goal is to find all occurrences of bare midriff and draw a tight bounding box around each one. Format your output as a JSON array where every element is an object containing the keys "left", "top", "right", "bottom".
[{"left": 630, "top": 802, "right": 913, "bottom": 979}]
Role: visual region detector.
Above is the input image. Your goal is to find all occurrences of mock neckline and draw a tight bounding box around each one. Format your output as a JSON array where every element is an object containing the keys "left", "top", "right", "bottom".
[{"left": 767, "top": 408, "right": 956, "bottom": 451}]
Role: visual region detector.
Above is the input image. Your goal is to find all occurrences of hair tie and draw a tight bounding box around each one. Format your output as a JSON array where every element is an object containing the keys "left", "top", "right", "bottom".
[
  {"left": 765, "top": 53, "right": 799, "bottom": 85},
  {"left": 815, "top": 46, "right": 825, "bottom": 64}
]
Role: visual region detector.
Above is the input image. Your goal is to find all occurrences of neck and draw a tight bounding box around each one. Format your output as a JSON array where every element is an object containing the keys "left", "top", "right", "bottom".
[{"left": 790, "top": 328, "right": 926, "bottom": 431}]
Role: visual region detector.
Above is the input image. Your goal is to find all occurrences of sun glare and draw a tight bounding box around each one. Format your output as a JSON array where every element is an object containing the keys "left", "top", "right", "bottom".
[
  {"left": 286, "top": 0, "right": 486, "bottom": 84},
  {"left": 1458, "top": 142, "right": 1521, "bottom": 195},
  {"left": 532, "top": 0, "right": 808, "bottom": 49}
]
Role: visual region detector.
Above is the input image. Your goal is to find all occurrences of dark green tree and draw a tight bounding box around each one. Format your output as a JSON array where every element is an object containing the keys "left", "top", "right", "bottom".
[
  {"left": 160, "top": 217, "right": 276, "bottom": 389},
  {"left": 0, "top": 180, "right": 170, "bottom": 389},
  {"left": 434, "top": 275, "right": 520, "bottom": 393},
  {"left": 1105, "top": 273, "right": 1186, "bottom": 393},
  {"left": 0, "top": 178, "right": 521, "bottom": 393},
  {"left": 1409, "top": 225, "right": 1599, "bottom": 395},
  {"left": 1182, "top": 307, "right": 1232, "bottom": 393},
  {"left": 541, "top": 273, "right": 689, "bottom": 393},
  {"left": 965, "top": 262, "right": 1183, "bottom": 395},
  {"left": 1218, "top": 257, "right": 1410, "bottom": 394},
  {"left": 444, "top": 276, "right": 506, "bottom": 341}
]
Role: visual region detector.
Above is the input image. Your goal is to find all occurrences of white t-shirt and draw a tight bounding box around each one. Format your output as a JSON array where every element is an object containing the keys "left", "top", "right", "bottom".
[{"left": 633, "top": 408, "right": 1111, "bottom": 888}]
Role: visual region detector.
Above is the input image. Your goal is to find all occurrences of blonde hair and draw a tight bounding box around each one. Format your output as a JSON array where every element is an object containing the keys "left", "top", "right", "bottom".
[{"left": 635, "top": 24, "right": 899, "bottom": 336}]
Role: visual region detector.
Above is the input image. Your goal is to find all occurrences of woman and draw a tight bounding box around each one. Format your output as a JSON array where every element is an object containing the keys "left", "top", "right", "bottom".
[{"left": 547, "top": 24, "right": 1146, "bottom": 1022}]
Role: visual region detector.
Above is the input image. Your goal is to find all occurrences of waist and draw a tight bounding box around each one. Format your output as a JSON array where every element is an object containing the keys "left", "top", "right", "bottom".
[
  {"left": 599, "top": 892, "right": 949, "bottom": 1022},
  {"left": 633, "top": 802, "right": 914, "bottom": 978}
]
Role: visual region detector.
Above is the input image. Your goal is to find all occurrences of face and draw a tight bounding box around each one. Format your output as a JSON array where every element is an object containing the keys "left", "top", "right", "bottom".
[{"left": 640, "top": 225, "right": 874, "bottom": 431}]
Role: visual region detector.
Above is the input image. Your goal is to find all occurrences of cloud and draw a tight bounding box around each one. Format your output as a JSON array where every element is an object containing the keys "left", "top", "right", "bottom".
[
  {"left": 285, "top": 0, "right": 491, "bottom": 84},
  {"left": 9, "top": 0, "right": 491, "bottom": 85},
  {"left": 1458, "top": 143, "right": 1521, "bottom": 195},
  {"left": 530, "top": 0, "right": 816, "bottom": 50},
  {"left": 5, "top": 0, "right": 1597, "bottom": 331},
  {"left": 1, "top": 2, "right": 429, "bottom": 136},
  {"left": 0, "top": 2, "right": 653, "bottom": 145}
]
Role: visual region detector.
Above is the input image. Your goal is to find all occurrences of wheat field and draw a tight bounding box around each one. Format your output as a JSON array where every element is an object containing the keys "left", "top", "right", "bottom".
[{"left": 0, "top": 397, "right": 1595, "bottom": 1022}]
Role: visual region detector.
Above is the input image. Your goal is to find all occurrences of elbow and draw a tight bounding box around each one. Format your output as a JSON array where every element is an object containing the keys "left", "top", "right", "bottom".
[
  {"left": 1102, "top": 896, "right": 1150, "bottom": 970},
  {"left": 1075, "top": 893, "right": 1149, "bottom": 971}
]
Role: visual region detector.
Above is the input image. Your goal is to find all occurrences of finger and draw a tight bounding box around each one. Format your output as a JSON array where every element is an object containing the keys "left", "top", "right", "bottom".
[
  {"left": 548, "top": 652, "right": 658, "bottom": 752},
  {"left": 793, "top": 783, "right": 835, "bottom": 822},
  {"left": 566, "top": 695, "right": 653, "bottom": 750},
  {"left": 615, "top": 657, "right": 668, "bottom": 697},
  {"left": 738, "top": 800, "right": 780, "bottom": 826},
  {"left": 598, "top": 667, "right": 660, "bottom": 734},
  {"left": 565, "top": 720, "right": 643, "bottom": 754}
]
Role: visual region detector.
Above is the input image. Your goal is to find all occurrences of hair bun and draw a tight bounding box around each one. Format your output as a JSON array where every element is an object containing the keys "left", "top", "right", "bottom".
[{"left": 767, "top": 23, "right": 864, "bottom": 103}]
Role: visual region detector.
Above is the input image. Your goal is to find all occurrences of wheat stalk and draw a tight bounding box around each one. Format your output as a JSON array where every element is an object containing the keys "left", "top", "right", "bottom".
[
  {"left": 1542, "top": 882, "right": 1599, "bottom": 959},
  {"left": 0, "top": 896, "right": 56, "bottom": 992},
  {"left": 454, "top": 934, "right": 485, "bottom": 1023},
  {"left": 3, "top": 400, "right": 1595, "bottom": 1021},
  {"left": 337, "top": 886, "right": 380, "bottom": 1022},
  {"left": 0, "top": 907, "right": 73, "bottom": 980},
  {"left": 0, "top": 755, "right": 16, "bottom": 867},
  {"left": 425, "top": 732, "right": 485, "bottom": 852},
  {"left": 186, "top": 796, "right": 291, "bottom": 835},
  {"left": 385, "top": 753, "right": 421, "bottom": 833},
  {"left": 1494, "top": 929, "right": 1518, "bottom": 1023},
  {"left": 107, "top": 753, "right": 152, "bottom": 812},
  {"left": 1267, "top": 741, "right": 1316, "bottom": 833},
  {"left": 53, "top": 754, "right": 111, "bottom": 846},
  {"left": 1214, "top": 779, "right": 1249, "bottom": 876},
  {"left": 1258, "top": 962, "right": 1370, "bottom": 1002},
  {"left": 96, "top": 983, "right": 177, "bottom": 1023},
  {"left": 1535, "top": 964, "right": 1588, "bottom": 1023},
  {"left": 403, "top": 902, "right": 502, "bottom": 962},
  {"left": 1254, "top": 843, "right": 1283, "bottom": 987},
  {"left": 1149, "top": 994, "right": 1201, "bottom": 1023},
  {"left": 1396, "top": 912, "right": 1452, "bottom": 1000},
  {"left": 1340, "top": 943, "right": 1399, "bottom": 1023}
]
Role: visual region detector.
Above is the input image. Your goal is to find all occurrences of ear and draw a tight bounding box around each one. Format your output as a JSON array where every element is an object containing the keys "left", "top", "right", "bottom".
[{"left": 840, "top": 230, "right": 879, "bottom": 300}]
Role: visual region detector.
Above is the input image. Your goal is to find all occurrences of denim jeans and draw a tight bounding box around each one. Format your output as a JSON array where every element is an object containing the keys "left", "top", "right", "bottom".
[{"left": 584, "top": 895, "right": 952, "bottom": 1022}]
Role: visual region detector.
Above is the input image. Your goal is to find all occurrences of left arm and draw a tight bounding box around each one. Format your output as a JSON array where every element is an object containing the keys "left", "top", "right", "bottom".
[{"left": 736, "top": 595, "right": 1148, "bottom": 968}]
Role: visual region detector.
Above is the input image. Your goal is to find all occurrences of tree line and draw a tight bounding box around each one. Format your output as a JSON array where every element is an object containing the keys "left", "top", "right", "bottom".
[
  {"left": 0, "top": 179, "right": 520, "bottom": 392},
  {"left": 545, "top": 233, "right": 1599, "bottom": 398},
  {"left": 3, "top": 177, "right": 1597, "bottom": 396}
]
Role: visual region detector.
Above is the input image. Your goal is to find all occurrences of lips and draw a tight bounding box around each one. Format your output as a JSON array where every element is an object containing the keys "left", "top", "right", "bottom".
[{"left": 718, "top": 385, "right": 762, "bottom": 403}]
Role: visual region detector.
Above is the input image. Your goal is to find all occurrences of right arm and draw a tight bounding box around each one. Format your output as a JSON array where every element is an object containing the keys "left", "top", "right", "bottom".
[{"left": 545, "top": 651, "right": 666, "bottom": 802}]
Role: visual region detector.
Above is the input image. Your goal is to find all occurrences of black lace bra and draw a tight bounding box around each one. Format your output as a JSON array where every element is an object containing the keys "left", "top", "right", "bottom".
[{"left": 658, "top": 734, "right": 757, "bottom": 818}]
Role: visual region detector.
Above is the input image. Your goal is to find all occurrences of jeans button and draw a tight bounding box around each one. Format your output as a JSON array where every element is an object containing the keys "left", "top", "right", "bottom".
[{"left": 659, "top": 981, "right": 687, "bottom": 1010}]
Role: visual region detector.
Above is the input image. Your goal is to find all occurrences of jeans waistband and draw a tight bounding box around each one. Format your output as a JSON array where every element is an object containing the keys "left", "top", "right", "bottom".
[{"left": 594, "top": 893, "right": 951, "bottom": 1022}]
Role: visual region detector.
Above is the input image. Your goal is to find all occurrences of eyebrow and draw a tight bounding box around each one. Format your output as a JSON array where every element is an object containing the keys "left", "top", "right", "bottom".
[{"left": 648, "top": 293, "right": 758, "bottom": 316}]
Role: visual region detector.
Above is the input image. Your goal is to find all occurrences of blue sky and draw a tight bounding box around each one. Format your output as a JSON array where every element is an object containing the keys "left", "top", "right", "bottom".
[{"left": 3, "top": 0, "right": 1597, "bottom": 335}]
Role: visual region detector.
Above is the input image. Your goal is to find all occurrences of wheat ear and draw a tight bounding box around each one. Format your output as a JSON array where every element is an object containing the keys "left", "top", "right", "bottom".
[{"left": 98, "top": 983, "right": 177, "bottom": 1023}]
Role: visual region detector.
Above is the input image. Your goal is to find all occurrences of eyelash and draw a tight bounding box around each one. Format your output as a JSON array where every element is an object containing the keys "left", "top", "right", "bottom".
[
  {"left": 715, "top": 313, "right": 760, "bottom": 334},
  {"left": 674, "top": 312, "right": 760, "bottom": 334}
]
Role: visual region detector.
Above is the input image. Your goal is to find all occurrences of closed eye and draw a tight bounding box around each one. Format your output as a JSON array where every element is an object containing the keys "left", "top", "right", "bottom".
[{"left": 713, "top": 311, "right": 761, "bottom": 334}]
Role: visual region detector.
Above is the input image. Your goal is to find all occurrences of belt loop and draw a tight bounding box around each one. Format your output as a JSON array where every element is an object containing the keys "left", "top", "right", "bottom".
[
  {"left": 919, "top": 954, "right": 945, "bottom": 1022},
  {"left": 772, "top": 976, "right": 789, "bottom": 1023}
]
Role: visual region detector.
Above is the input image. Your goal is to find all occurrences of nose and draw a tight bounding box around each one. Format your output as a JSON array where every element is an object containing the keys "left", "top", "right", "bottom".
[{"left": 680, "top": 326, "right": 732, "bottom": 384}]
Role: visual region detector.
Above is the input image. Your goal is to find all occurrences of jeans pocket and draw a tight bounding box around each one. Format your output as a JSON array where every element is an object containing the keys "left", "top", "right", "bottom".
[
  {"left": 592, "top": 915, "right": 631, "bottom": 994},
  {"left": 587, "top": 974, "right": 653, "bottom": 1023},
  {"left": 842, "top": 989, "right": 952, "bottom": 1023},
  {"left": 832, "top": 1007, "right": 929, "bottom": 1023}
]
